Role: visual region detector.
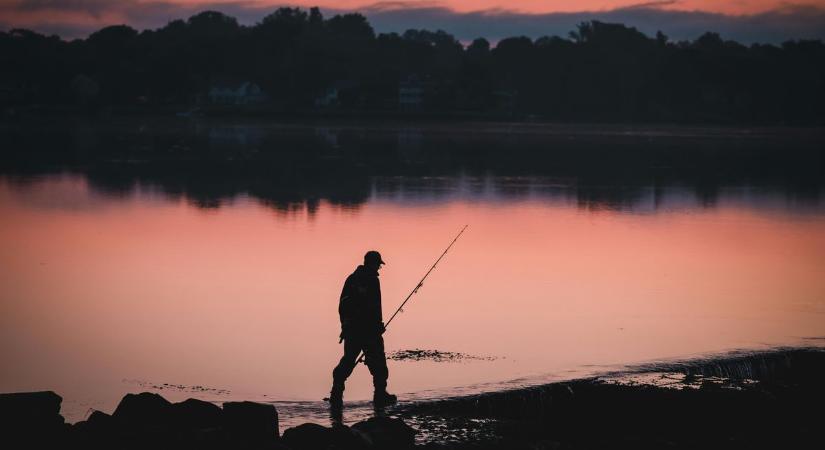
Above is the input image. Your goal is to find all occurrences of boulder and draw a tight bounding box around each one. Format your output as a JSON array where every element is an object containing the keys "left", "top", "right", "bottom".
[
  {"left": 222, "top": 401, "right": 279, "bottom": 440},
  {"left": 70, "top": 410, "right": 115, "bottom": 448},
  {"left": 331, "top": 423, "right": 370, "bottom": 450},
  {"left": 282, "top": 423, "right": 333, "bottom": 449},
  {"left": 77, "top": 410, "right": 114, "bottom": 432},
  {"left": 88, "top": 409, "right": 114, "bottom": 424},
  {"left": 351, "top": 417, "right": 416, "bottom": 448},
  {"left": 0, "top": 391, "right": 66, "bottom": 446},
  {"left": 282, "top": 422, "right": 371, "bottom": 450},
  {"left": 112, "top": 392, "right": 173, "bottom": 430},
  {"left": 0, "top": 391, "right": 62, "bottom": 418},
  {"left": 170, "top": 398, "right": 223, "bottom": 430}
]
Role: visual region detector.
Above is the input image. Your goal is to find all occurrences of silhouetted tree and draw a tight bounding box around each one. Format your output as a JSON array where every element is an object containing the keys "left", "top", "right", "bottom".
[{"left": 0, "top": 11, "right": 822, "bottom": 123}]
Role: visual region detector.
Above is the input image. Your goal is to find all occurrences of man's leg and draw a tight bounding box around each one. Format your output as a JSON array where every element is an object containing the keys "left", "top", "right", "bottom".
[
  {"left": 330, "top": 337, "right": 362, "bottom": 406},
  {"left": 363, "top": 335, "right": 395, "bottom": 406}
]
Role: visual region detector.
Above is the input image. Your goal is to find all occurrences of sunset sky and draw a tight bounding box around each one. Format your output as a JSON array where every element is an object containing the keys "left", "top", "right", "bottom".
[{"left": 1, "top": 0, "right": 824, "bottom": 42}]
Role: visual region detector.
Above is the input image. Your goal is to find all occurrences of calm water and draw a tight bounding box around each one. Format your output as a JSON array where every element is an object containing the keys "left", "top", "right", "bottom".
[{"left": 1, "top": 121, "right": 824, "bottom": 428}]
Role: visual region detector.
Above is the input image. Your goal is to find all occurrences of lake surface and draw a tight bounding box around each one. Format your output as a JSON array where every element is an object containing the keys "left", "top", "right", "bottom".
[{"left": 1, "top": 120, "right": 824, "bottom": 429}]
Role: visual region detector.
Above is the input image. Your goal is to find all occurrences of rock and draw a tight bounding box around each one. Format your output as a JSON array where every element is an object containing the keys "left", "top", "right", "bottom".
[
  {"left": 70, "top": 410, "right": 115, "bottom": 448},
  {"left": 282, "top": 423, "right": 333, "bottom": 449},
  {"left": 0, "top": 391, "right": 62, "bottom": 418},
  {"left": 0, "top": 391, "right": 66, "bottom": 446},
  {"left": 79, "top": 410, "right": 114, "bottom": 432},
  {"left": 88, "top": 409, "right": 114, "bottom": 423},
  {"left": 170, "top": 398, "right": 223, "bottom": 430},
  {"left": 331, "top": 423, "right": 370, "bottom": 450},
  {"left": 282, "top": 422, "right": 370, "bottom": 450},
  {"left": 222, "top": 401, "right": 279, "bottom": 440},
  {"left": 351, "top": 417, "right": 416, "bottom": 448},
  {"left": 170, "top": 426, "right": 229, "bottom": 450},
  {"left": 112, "top": 392, "right": 173, "bottom": 429}
]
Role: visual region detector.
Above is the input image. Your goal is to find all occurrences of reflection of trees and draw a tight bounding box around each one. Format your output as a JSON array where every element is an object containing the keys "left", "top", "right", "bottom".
[
  {"left": 1, "top": 121, "right": 822, "bottom": 214},
  {"left": 82, "top": 163, "right": 373, "bottom": 215}
]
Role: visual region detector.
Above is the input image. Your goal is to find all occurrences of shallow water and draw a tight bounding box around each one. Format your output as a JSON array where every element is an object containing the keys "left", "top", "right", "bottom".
[{"left": 1, "top": 121, "right": 824, "bottom": 430}]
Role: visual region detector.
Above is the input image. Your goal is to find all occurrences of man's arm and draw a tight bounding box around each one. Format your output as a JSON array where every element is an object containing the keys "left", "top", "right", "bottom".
[{"left": 338, "top": 275, "right": 355, "bottom": 341}]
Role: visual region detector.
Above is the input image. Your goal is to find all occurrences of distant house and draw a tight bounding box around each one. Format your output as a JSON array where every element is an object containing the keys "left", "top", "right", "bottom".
[
  {"left": 208, "top": 82, "right": 267, "bottom": 105},
  {"left": 314, "top": 86, "right": 339, "bottom": 108},
  {"left": 315, "top": 80, "right": 364, "bottom": 109},
  {"left": 398, "top": 75, "right": 426, "bottom": 110}
]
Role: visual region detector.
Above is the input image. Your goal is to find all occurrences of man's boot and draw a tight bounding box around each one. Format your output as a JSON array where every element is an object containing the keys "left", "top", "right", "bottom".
[
  {"left": 328, "top": 382, "right": 344, "bottom": 408},
  {"left": 373, "top": 390, "right": 397, "bottom": 407}
]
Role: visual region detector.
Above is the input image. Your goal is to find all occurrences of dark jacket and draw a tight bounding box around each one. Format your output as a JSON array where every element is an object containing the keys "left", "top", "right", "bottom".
[{"left": 338, "top": 265, "right": 383, "bottom": 337}]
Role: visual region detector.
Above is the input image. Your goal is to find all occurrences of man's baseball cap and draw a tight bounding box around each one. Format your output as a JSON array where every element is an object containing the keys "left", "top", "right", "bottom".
[{"left": 364, "top": 250, "right": 386, "bottom": 265}]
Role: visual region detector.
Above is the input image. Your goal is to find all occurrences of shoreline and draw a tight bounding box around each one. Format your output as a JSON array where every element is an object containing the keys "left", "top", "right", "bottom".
[
  {"left": 395, "top": 346, "right": 825, "bottom": 447},
  {"left": 3, "top": 346, "right": 823, "bottom": 448}
]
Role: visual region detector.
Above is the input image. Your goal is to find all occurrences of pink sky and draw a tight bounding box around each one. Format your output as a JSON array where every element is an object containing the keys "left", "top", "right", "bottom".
[
  {"left": 1, "top": 0, "right": 823, "bottom": 42},
  {"left": 2, "top": 1, "right": 822, "bottom": 25},
  {"left": 300, "top": 1, "right": 820, "bottom": 14}
]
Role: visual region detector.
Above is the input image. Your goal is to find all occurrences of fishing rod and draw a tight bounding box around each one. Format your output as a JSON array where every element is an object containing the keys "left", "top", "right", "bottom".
[{"left": 356, "top": 224, "right": 468, "bottom": 365}]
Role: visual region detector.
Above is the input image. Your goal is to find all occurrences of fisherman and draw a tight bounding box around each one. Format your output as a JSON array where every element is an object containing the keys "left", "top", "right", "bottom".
[{"left": 329, "top": 251, "right": 398, "bottom": 408}]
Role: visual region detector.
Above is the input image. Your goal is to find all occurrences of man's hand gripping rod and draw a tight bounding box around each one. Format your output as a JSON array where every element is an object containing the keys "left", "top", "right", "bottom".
[{"left": 355, "top": 225, "right": 468, "bottom": 365}]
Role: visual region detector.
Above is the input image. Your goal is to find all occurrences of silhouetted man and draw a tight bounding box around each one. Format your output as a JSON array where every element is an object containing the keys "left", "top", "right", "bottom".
[{"left": 329, "top": 251, "right": 397, "bottom": 408}]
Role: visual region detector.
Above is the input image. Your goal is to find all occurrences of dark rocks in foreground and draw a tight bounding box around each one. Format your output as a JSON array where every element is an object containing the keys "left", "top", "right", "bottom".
[
  {"left": 280, "top": 418, "right": 415, "bottom": 450},
  {"left": 0, "top": 391, "right": 67, "bottom": 447},
  {"left": 113, "top": 391, "right": 173, "bottom": 429},
  {"left": 71, "top": 393, "right": 286, "bottom": 449},
  {"left": 0, "top": 389, "right": 414, "bottom": 450},
  {"left": 224, "top": 400, "right": 281, "bottom": 444}
]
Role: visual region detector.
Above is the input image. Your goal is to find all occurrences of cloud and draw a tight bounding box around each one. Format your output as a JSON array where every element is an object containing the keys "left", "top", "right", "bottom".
[
  {"left": 1, "top": 0, "right": 823, "bottom": 43},
  {"left": 0, "top": 1, "right": 269, "bottom": 32},
  {"left": 360, "top": 3, "right": 825, "bottom": 43},
  {"left": 617, "top": 0, "right": 679, "bottom": 11}
]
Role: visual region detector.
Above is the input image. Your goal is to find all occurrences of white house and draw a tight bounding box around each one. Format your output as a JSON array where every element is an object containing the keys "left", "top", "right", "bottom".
[
  {"left": 314, "top": 86, "right": 339, "bottom": 108},
  {"left": 208, "top": 82, "right": 267, "bottom": 105},
  {"left": 399, "top": 75, "right": 425, "bottom": 110}
]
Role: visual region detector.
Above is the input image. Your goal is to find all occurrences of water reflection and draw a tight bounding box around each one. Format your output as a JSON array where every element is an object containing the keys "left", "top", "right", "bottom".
[
  {"left": 1, "top": 119, "right": 823, "bottom": 215},
  {"left": 5, "top": 173, "right": 825, "bottom": 219},
  {"left": 1, "top": 121, "right": 824, "bottom": 430}
]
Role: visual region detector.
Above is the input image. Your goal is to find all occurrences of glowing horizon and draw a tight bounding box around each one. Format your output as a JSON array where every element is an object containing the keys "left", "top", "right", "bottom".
[
  {"left": 1, "top": 0, "right": 824, "bottom": 43},
  {"left": 3, "top": 1, "right": 824, "bottom": 27}
]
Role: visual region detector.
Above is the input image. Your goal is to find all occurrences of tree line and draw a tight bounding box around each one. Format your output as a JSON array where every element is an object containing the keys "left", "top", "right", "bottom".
[{"left": 1, "top": 7, "right": 824, "bottom": 123}]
